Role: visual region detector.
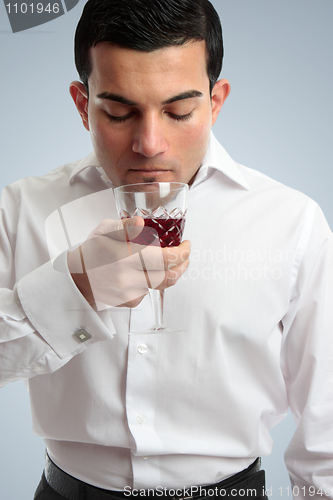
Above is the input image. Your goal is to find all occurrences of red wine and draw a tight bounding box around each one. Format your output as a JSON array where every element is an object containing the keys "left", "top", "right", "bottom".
[{"left": 130, "top": 217, "right": 185, "bottom": 248}]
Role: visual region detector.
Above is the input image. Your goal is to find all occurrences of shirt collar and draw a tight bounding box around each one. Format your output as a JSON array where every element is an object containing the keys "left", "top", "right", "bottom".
[
  {"left": 191, "top": 131, "right": 250, "bottom": 190},
  {"left": 69, "top": 131, "right": 250, "bottom": 190},
  {"left": 69, "top": 151, "right": 103, "bottom": 185}
]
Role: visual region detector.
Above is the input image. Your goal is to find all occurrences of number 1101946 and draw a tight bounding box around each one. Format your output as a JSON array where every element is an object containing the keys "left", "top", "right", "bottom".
[
  {"left": 277, "top": 485, "right": 332, "bottom": 497},
  {"left": 6, "top": 2, "right": 59, "bottom": 14}
]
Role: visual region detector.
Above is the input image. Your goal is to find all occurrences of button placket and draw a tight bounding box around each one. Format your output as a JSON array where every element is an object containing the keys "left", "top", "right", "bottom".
[
  {"left": 126, "top": 333, "right": 164, "bottom": 457},
  {"left": 131, "top": 452, "right": 162, "bottom": 489}
]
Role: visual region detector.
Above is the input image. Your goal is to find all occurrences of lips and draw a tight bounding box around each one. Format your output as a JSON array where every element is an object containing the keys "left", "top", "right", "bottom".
[
  {"left": 126, "top": 167, "right": 174, "bottom": 184},
  {"left": 130, "top": 168, "right": 169, "bottom": 172},
  {"left": 129, "top": 168, "right": 172, "bottom": 179}
]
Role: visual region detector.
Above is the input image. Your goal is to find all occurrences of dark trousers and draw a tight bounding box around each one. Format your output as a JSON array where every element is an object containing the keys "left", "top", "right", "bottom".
[
  {"left": 34, "top": 472, "right": 65, "bottom": 499},
  {"left": 34, "top": 471, "right": 268, "bottom": 500}
]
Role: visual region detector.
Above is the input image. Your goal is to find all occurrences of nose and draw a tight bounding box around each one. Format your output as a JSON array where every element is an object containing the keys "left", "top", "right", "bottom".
[{"left": 132, "top": 113, "right": 168, "bottom": 157}]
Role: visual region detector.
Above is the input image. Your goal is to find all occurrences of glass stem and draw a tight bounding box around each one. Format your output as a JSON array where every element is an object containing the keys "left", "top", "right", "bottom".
[{"left": 149, "top": 289, "right": 165, "bottom": 330}]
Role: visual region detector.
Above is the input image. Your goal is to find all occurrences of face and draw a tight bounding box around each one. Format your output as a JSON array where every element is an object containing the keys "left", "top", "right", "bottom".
[{"left": 70, "top": 41, "right": 230, "bottom": 187}]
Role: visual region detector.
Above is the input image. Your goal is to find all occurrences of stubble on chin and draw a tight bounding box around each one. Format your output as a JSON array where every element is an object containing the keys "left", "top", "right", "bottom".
[{"left": 142, "top": 176, "right": 157, "bottom": 183}]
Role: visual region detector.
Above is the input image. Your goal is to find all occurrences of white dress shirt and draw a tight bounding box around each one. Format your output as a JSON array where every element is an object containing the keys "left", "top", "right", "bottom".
[{"left": 0, "top": 133, "right": 332, "bottom": 498}]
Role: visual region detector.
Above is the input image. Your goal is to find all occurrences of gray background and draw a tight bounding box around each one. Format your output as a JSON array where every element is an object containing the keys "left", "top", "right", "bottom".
[{"left": 0, "top": 1, "right": 332, "bottom": 498}]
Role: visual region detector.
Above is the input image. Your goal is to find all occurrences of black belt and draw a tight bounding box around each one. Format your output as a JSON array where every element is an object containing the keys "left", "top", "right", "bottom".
[{"left": 44, "top": 453, "right": 266, "bottom": 500}]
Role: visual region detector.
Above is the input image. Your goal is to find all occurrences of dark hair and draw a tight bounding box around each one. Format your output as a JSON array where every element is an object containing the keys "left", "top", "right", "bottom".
[{"left": 74, "top": 0, "right": 223, "bottom": 95}]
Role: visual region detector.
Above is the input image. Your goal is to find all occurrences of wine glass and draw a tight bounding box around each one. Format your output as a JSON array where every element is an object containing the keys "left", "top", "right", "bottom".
[{"left": 114, "top": 182, "right": 188, "bottom": 333}]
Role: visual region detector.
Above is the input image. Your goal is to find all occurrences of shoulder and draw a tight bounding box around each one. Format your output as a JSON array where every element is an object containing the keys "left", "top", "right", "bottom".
[
  {"left": 4, "top": 153, "right": 106, "bottom": 216},
  {"left": 7, "top": 159, "right": 81, "bottom": 196},
  {"left": 237, "top": 162, "right": 315, "bottom": 213}
]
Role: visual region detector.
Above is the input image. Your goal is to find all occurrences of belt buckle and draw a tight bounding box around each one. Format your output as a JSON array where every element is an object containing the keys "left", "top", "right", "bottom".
[
  {"left": 170, "top": 491, "right": 193, "bottom": 500},
  {"left": 171, "top": 492, "right": 195, "bottom": 500}
]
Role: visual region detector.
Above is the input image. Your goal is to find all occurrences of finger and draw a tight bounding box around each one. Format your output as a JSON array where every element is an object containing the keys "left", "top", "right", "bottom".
[
  {"left": 163, "top": 240, "right": 191, "bottom": 270},
  {"left": 89, "top": 216, "right": 144, "bottom": 241},
  {"left": 133, "top": 239, "right": 191, "bottom": 272},
  {"left": 154, "top": 257, "right": 190, "bottom": 290},
  {"left": 86, "top": 262, "right": 150, "bottom": 306},
  {"left": 116, "top": 293, "right": 148, "bottom": 309},
  {"left": 144, "top": 252, "right": 190, "bottom": 289},
  {"left": 120, "top": 216, "right": 145, "bottom": 243},
  {"left": 119, "top": 216, "right": 145, "bottom": 244},
  {"left": 88, "top": 218, "right": 123, "bottom": 239}
]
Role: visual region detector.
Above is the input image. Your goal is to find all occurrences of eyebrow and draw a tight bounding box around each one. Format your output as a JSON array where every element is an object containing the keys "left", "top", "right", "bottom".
[
  {"left": 162, "top": 90, "right": 203, "bottom": 105},
  {"left": 96, "top": 90, "right": 203, "bottom": 106},
  {"left": 97, "top": 92, "right": 137, "bottom": 106}
]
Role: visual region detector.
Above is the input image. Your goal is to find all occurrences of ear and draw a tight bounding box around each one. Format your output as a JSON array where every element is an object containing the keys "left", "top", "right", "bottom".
[
  {"left": 211, "top": 79, "right": 231, "bottom": 127},
  {"left": 69, "top": 81, "right": 90, "bottom": 131}
]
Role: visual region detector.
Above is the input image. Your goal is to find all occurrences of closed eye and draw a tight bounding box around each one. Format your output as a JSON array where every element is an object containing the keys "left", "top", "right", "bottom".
[
  {"left": 107, "top": 112, "right": 134, "bottom": 123},
  {"left": 107, "top": 110, "right": 193, "bottom": 123},
  {"left": 168, "top": 111, "right": 193, "bottom": 122}
]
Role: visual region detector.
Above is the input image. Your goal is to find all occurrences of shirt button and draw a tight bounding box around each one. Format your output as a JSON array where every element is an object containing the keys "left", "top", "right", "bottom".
[
  {"left": 137, "top": 414, "right": 146, "bottom": 425},
  {"left": 137, "top": 344, "right": 148, "bottom": 354},
  {"left": 33, "top": 366, "right": 42, "bottom": 373}
]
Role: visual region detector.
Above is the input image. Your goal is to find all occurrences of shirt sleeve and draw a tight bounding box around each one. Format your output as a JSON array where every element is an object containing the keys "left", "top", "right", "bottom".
[
  {"left": 280, "top": 202, "right": 333, "bottom": 497},
  {"left": 0, "top": 185, "right": 115, "bottom": 386}
]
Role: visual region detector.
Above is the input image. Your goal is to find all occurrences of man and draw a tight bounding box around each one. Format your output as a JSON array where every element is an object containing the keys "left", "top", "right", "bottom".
[{"left": 0, "top": 0, "right": 332, "bottom": 499}]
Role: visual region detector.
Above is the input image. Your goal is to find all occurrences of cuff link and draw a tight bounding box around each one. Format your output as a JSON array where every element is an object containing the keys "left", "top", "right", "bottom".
[{"left": 73, "top": 329, "right": 92, "bottom": 343}]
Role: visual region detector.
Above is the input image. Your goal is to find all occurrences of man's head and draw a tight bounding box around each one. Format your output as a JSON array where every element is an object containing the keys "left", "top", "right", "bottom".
[
  {"left": 70, "top": 0, "right": 230, "bottom": 187},
  {"left": 74, "top": 0, "right": 224, "bottom": 96}
]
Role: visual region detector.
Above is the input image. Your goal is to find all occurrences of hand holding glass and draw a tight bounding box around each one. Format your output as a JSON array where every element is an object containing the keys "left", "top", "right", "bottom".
[{"left": 114, "top": 182, "right": 188, "bottom": 333}]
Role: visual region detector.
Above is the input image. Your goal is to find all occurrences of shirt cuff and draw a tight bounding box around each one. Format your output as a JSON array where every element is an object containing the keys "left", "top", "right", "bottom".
[{"left": 17, "top": 252, "right": 116, "bottom": 359}]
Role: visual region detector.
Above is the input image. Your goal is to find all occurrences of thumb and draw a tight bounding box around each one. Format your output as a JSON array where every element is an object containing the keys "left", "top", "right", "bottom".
[
  {"left": 88, "top": 217, "right": 144, "bottom": 241},
  {"left": 113, "top": 216, "right": 145, "bottom": 242}
]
